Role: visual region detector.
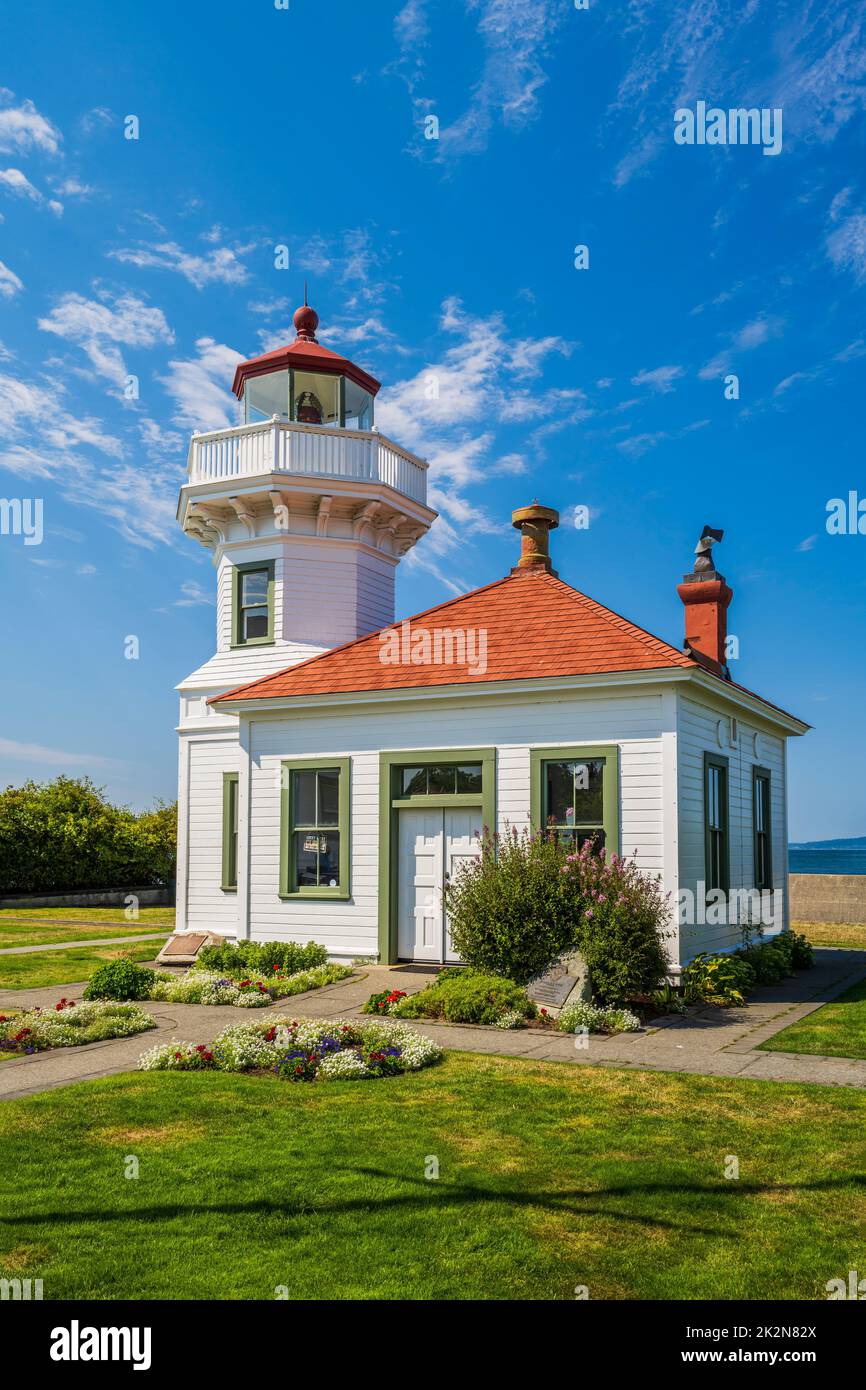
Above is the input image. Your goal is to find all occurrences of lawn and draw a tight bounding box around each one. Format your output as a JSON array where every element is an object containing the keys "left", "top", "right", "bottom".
[
  {"left": 0, "top": 907, "right": 175, "bottom": 950},
  {"left": 0, "top": 940, "right": 168, "bottom": 990},
  {"left": 759, "top": 977, "right": 866, "bottom": 1061},
  {"left": 795, "top": 920, "right": 866, "bottom": 951},
  {"left": 0, "top": 1053, "right": 864, "bottom": 1300}
]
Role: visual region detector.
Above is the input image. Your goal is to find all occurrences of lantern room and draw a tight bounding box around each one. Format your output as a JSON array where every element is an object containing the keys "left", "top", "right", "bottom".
[{"left": 231, "top": 300, "right": 380, "bottom": 430}]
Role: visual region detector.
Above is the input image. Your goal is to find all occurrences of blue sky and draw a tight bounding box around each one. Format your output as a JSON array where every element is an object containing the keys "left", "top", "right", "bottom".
[{"left": 0, "top": 0, "right": 864, "bottom": 839}]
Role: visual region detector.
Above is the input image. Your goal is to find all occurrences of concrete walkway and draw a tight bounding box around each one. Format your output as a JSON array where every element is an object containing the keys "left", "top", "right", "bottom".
[
  {"left": 0, "top": 933, "right": 169, "bottom": 956},
  {"left": 1, "top": 949, "right": 865, "bottom": 1100}
]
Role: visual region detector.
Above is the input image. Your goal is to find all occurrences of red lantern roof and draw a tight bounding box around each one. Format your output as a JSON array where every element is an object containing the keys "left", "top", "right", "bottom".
[{"left": 231, "top": 298, "right": 381, "bottom": 400}]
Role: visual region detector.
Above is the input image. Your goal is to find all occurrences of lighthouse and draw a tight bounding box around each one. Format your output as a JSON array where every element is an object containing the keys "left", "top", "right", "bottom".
[
  {"left": 176, "top": 299, "right": 436, "bottom": 707},
  {"left": 173, "top": 300, "right": 436, "bottom": 932}
]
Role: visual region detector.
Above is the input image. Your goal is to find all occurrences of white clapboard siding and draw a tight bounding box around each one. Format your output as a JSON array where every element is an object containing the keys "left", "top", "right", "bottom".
[
  {"left": 677, "top": 693, "right": 787, "bottom": 961},
  {"left": 183, "top": 737, "right": 240, "bottom": 934},
  {"left": 245, "top": 686, "right": 672, "bottom": 959}
]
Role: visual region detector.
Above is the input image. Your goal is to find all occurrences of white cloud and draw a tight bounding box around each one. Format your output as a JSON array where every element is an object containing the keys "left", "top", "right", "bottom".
[
  {"left": 176, "top": 580, "right": 215, "bottom": 607},
  {"left": 109, "top": 239, "right": 250, "bottom": 288},
  {"left": 399, "top": 0, "right": 566, "bottom": 158},
  {"left": 0, "top": 372, "right": 122, "bottom": 458},
  {"left": 80, "top": 106, "right": 115, "bottom": 135},
  {"left": 631, "top": 364, "right": 685, "bottom": 393},
  {"left": 0, "top": 258, "right": 23, "bottom": 298},
  {"left": 0, "top": 737, "right": 113, "bottom": 767},
  {"left": 698, "top": 315, "right": 783, "bottom": 379},
  {"left": 0, "top": 167, "right": 63, "bottom": 214},
  {"left": 797, "top": 534, "right": 817, "bottom": 552},
  {"left": 159, "top": 337, "right": 244, "bottom": 430},
  {"left": 54, "top": 176, "right": 96, "bottom": 199},
  {"left": 0, "top": 95, "right": 61, "bottom": 155},
  {"left": 826, "top": 212, "right": 866, "bottom": 282},
  {"left": 38, "top": 290, "right": 174, "bottom": 386}
]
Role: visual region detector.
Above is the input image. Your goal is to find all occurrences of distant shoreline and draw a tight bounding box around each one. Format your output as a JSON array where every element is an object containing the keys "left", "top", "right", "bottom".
[{"left": 789, "top": 848, "right": 866, "bottom": 876}]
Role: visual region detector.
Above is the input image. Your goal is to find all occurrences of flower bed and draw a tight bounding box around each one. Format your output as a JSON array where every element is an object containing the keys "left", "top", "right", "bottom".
[
  {"left": 555, "top": 1000, "right": 641, "bottom": 1035},
  {"left": 148, "top": 962, "right": 352, "bottom": 1008},
  {"left": 0, "top": 999, "right": 155, "bottom": 1055},
  {"left": 84, "top": 957, "right": 352, "bottom": 1009},
  {"left": 138, "top": 1015, "right": 443, "bottom": 1080}
]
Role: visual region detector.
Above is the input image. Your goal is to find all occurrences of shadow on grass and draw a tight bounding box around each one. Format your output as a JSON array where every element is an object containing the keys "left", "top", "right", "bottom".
[{"left": 3, "top": 1170, "right": 864, "bottom": 1240}]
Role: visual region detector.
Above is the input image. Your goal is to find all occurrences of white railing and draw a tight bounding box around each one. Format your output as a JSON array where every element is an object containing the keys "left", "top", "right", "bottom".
[{"left": 187, "top": 419, "right": 428, "bottom": 505}]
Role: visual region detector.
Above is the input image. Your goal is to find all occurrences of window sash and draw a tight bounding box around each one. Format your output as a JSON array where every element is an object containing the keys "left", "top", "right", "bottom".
[
  {"left": 704, "top": 754, "right": 729, "bottom": 893},
  {"left": 232, "top": 562, "right": 274, "bottom": 647},
  {"left": 753, "top": 769, "right": 772, "bottom": 892},
  {"left": 221, "top": 773, "right": 239, "bottom": 890},
  {"left": 280, "top": 760, "right": 350, "bottom": 898}
]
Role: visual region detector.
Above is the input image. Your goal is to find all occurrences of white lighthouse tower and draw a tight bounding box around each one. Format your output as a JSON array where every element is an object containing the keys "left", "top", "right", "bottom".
[{"left": 173, "top": 299, "right": 436, "bottom": 933}]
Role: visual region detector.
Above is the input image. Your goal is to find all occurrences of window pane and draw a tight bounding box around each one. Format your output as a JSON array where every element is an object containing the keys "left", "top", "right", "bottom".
[
  {"left": 455, "top": 763, "right": 483, "bottom": 793},
  {"left": 293, "top": 371, "right": 340, "bottom": 426},
  {"left": 293, "top": 770, "right": 317, "bottom": 826},
  {"left": 545, "top": 761, "right": 575, "bottom": 826},
  {"left": 427, "top": 765, "right": 457, "bottom": 795},
  {"left": 241, "top": 570, "right": 268, "bottom": 606},
  {"left": 401, "top": 767, "right": 427, "bottom": 796},
  {"left": 244, "top": 607, "right": 269, "bottom": 640},
  {"left": 317, "top": 769, "right": 340, "bottom": 825},
  {"left": 576, "top": 829, "right": 606, "bottom": 854},
  {"left": 572, "top": 759, "right": 604, "bottom": 825},
  {"left": 295, "top": 833, "right": 319, "bottom": 887},
  {"left": 344, "top": 378, "right": 373, "bottom": 430},
  {"left": 245, "top": 370, "right": 289, "bottom": 423},
  {"left": 318, "top": 832, "right": 340, "bottom": 887}
]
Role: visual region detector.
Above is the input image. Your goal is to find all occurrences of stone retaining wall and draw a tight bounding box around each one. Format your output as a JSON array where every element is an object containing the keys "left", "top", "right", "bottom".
[
  {"left": 790, "top": 874, "right": 866, "bottom": 925},
  {"left": 0, "top": 884, "right": 174, "bottom": 910}
]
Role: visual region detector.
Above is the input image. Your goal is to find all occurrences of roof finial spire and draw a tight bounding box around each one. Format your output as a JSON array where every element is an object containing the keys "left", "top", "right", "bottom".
[{"left": 293, "top": 290, "right": 319, "bottom": 343}]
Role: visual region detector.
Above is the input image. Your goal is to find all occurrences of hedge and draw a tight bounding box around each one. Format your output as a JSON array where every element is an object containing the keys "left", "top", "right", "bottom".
[{"left": 0, "top": 777, "right": 177, "bottom": 893}]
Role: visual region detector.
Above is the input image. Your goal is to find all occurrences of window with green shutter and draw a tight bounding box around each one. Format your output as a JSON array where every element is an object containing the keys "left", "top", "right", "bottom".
[
  {"left": 704, "top": 752, "right": 730, "bottom": 893},
  {"left": 753, "top": 766, "right": 772, "bottom": 892},
  {"left": 280, "top": 759, "right": 350, "bottom": 899}
]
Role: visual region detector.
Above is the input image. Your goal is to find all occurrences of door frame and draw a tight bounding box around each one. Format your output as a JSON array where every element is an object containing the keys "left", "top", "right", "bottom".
[{"left": 378, "top": 747, "right": 496, "bottom": 963}]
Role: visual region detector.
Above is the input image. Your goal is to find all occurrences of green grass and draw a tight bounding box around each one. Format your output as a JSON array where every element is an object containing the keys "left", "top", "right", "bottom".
[
  {"left": 0, "top": 1054, "right": 864, "bottom": 1300},
  {"left": 0, "top": 907, "right": 175, "bottom": 950},
  {"left": 795, "top": 920, "right": 866, "bottom": 951},
  {"left": 760, "top": 977, "right": 866, "bottom": 1060},
  {"left": 0, "top": 940, "right": 168, "bottom": 991}
]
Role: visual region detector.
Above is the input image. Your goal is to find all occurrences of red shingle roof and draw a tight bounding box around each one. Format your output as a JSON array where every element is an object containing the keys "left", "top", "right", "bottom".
[{"left": 212, "top": 568, "right": 697, "bottom": 704}]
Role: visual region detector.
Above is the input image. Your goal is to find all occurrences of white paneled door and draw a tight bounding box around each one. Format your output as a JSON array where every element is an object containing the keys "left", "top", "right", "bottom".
[{"left": 397, "top": 807, "right": 482, "bottom": 962}]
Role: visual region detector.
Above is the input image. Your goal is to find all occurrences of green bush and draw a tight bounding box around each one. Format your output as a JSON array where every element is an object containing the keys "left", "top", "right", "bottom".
[
  {"left": 84, "top": 959, "right": 157, "bottom": 1002},
  {"left": 682, "top": 952, "right": 756, "bottom": 1006},
  {"left": 564, "top": 843, "right": 673, "bottom": 1004},
  {"left": 789, "top": 931, "right": 815, "bottom": 969},
  {"left": 736, "top": 939, "right": 791, "bottom": 985},
  {"left": 445, "top": 829, "right": 580, "bottom": 985},
  {"left": 393, "top": 968, "right": 535, "bottom": 1025},
  {"left": 196, "top": 939, "right": 328, "bottom": 978},
  {"left": 0, "top": 776, "right": 177, "bottom": 893}
]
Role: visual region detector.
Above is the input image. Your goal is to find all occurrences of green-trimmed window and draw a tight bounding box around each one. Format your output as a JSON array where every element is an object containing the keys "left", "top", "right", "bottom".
[
  {"left": 221, "top": 773, "right": 239, "bottom": 891},
  {"left": 280, "top": 759, "right": 350, "bottom": 898},
  {"left": 398, "top": 764, "right": 483, "bottom": 796},
  {"left": 530, "top": 745, "right": 619, "bottom": 853},
  {"left": 231, "top": 561, "right": 274, "bottom": 647},
  {"left": 753, "top": 766, "right": 772, "bottom": 892},
  {"left": 704, "top": 752, "right": 730, "bottom": 893}
]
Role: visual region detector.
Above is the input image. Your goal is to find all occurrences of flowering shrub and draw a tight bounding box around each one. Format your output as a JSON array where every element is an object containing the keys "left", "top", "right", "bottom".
[
  {"left": 0, "top": 1000, "right": 155, "bottom": 1054},
  {"left": 122, "top": 963, "right": 351, "bottom": 1009},
  {"left": 138, "top": 1015, "right": 443, "bottom": 1080},
  {"left": 362, "top": 988, "right": 408, "bottom": 1015},
  {"left": 556, "top": 1000, "right": 641, "bottom": 1035},
  {"left": 495, "top": 1009, "right": 527, "bottom": 1030},
  {"left": 393, "top": 968, "right": 535, "bottom": 1025},
  {"left": 445, "top": 826, "right": 672, "bottom": 1002}
]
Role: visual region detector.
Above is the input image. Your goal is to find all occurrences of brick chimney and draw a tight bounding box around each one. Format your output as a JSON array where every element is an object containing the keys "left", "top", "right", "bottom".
[
  {"left": 676, "top": 525, "right": 733, "bottom": 678},
  {"left": 511, "top": 502, "right": 559, "bottom": 576}
]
